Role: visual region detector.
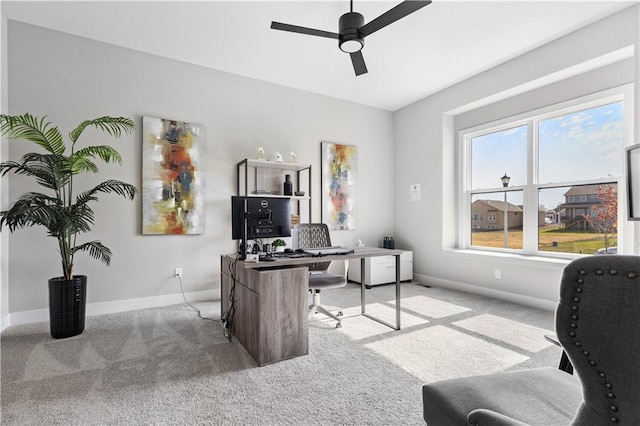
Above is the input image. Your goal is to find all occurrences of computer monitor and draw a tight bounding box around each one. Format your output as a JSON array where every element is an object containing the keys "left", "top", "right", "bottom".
[{"left": 231, "top": 196, "right": 292, "bottom": 241}]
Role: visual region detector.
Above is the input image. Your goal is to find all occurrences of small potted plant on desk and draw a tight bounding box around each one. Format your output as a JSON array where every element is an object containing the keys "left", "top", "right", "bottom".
[{"left": 272, "top": 239, "right": 287, "bottom": 252}]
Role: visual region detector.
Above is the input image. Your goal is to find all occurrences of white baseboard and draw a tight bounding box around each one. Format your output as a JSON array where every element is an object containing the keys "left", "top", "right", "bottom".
[
  {"left": 413, "top": 272, "right": 557, "bottom": 312},
  {"left": 1, "top": 314, "right": 9, "bottom": 333},
  {"left": 0, "top": 277, "right": 556, "bottom": 331},
  {"left": 2, "top": 289, "right": 218, "bottom": 329}
]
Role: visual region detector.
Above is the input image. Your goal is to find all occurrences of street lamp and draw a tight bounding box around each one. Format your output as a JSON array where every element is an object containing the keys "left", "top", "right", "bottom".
[{"left": 501, "top": 173, "right": 510, "bottom": 248}]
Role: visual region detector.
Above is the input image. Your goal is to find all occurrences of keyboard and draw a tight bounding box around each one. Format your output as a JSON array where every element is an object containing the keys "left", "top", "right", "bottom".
[
  {"left": 273, "top": 252, "right": 305, "bottom": 258},
  {"left": 302, "top": 246, "right": 353, "bottom": 256}
]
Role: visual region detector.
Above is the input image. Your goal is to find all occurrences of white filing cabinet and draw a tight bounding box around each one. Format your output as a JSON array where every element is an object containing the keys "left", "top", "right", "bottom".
[{"left": 348, "top": 250, "right": 413, "bottom": 287}]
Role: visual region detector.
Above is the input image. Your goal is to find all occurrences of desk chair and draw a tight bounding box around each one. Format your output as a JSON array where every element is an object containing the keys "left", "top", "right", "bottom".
[
  {"left": 292, "top": 223, "right": 348, "bottom": 328},
  {"left": 422, "top": 255, "right": 640, "bottom": 425}
]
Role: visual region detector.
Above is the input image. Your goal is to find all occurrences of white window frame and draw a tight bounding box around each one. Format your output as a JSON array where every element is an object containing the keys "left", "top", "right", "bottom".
[{"left": 458, "top": 85, "right": 633, "bottom": 258}]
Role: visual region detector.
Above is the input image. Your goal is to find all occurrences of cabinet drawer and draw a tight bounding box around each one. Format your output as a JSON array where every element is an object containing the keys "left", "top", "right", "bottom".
[
  {"left": 370, "top": 262, "right": 397, "bottom": 284},
  {"left": 347, "top": 250, "right": 413, "bottom": 285},
  {"left": 369, "top": 255, "right": 396, "bottom": 266}
]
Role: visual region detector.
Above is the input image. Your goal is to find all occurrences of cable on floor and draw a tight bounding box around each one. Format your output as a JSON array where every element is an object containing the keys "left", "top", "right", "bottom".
[{"left": 176, "top": 274, "right": 219, "bottom": 323}]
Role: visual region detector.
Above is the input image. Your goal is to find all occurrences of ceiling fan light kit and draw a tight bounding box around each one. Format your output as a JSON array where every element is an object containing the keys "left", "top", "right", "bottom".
[
  {"left": 338, "top": 12, "right": 364, "bottom": 53},
  {"left": 271, "top": 0, "right": 431, "bottom": 76}
]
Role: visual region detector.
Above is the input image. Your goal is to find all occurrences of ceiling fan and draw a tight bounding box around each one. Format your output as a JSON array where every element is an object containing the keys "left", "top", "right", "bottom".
[{"left": 271, "top": 0, "right": 432, "bottom": 76}]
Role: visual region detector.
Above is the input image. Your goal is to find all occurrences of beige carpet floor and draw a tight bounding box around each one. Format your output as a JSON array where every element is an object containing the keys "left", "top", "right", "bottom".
[{"left": 1, "top": 282, "right": 563, "bottom": 425}]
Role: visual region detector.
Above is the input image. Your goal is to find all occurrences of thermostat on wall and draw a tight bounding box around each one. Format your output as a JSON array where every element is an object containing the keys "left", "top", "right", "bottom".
[{"left": 410, "top": 183, "right": 421, "bottom": 201}]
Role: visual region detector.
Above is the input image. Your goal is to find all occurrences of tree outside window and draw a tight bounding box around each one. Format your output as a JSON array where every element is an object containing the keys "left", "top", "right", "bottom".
[{"left": 583, "top": 184, "right": 617, "bottom": 252}]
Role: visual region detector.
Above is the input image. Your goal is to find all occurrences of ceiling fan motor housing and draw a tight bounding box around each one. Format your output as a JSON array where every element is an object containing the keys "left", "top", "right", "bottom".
[{"left": 339, "top": 12, "right": 364, "bottom": 53}]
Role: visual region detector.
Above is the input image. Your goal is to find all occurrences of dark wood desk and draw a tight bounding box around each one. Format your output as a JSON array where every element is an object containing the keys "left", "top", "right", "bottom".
[{"left": 220, "top": 247, "right": 403, "bottom": 366}]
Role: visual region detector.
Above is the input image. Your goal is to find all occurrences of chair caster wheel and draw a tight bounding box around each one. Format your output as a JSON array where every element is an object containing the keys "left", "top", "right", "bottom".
[
  {"left": 336, "top": 323, "right": 342, "bottom": 328},
  {"left": 337, "top": 311, "right": 343, "bottom": 316}
]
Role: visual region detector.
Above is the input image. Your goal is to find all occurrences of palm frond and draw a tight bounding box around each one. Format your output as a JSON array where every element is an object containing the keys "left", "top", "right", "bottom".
[
  {"left": 0, "top": 113, "right": 65, "bottom": 155},
  {"left": 77, "top": 180, "right": 137, "bottom": 205},
  {"left": 0, "top": 192, "right": 60, "bottom": 232},
  {"left": 1, "top": 153, "right": 68, "bottom": 190},
  {"left": 69, "top": 203, "right": 95, "bottom": 233},
  {"left": 68, "top": 156, "right": 99, "bottom": 174},
  {"left": 46, "top": 204, "right": 94, "bottom": 238},
  {"left": 0, "top": 160, "right": 24, "bottom": 176},
  {"left": 70, "top": 145, "right": 123, "bottom": 172},
  {"left": 73, "top": 191, "right": 98, "bottom": 209},
  {"left": 72, "top": 241, "right": 112, "bottom": 266},
  {"left": 69, "top": 117, "right": 135, "bottom": 143}
]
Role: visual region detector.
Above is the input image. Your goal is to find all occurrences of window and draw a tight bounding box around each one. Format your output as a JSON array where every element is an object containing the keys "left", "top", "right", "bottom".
[{"left": 460, "top": 87, "right": 628, "bottom": 256}]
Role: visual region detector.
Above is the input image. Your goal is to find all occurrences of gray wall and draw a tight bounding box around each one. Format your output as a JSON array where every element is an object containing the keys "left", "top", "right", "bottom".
[
  {"left": 1, "top": 11, "right": 8, "bottom": 326},
  {"left": 393, "top": 5, "right": 639, "bottom": 310},
  {"left": 454, "top": 59, "right": 635, "bottom": 132},
  {"left": 3, "top": 21, "right": 394, "bottom": 322}
]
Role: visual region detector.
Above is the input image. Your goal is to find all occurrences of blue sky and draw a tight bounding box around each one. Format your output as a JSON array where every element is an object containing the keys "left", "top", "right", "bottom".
[{"left": 471, "top": 101, "right": 624, "bottom": 209}]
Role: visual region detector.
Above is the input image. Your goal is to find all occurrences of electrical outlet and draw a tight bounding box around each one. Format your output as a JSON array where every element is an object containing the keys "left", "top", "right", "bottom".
[
  {"left": 174, "top": 267, "right": 182, "bottom": 277},
  {"left": 494, "top": 269, "right": 501, "bottom": 279}
]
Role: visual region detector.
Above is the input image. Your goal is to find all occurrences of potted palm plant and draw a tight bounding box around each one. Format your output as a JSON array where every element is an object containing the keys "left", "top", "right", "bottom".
[{"left": 0, "top": 113, "right": 137, "bottom": 338}]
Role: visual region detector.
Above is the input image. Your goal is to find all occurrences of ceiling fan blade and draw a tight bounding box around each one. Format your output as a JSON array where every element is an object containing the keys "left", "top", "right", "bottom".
[
  {"left": 271, "top": 22, "right": 339, "bottom": 39},
  {"left": 350, "top": 50, "right": 368, "bottom": 76},
  {"left": 360, "top": 0, "right": 431, "bottom": 37}
]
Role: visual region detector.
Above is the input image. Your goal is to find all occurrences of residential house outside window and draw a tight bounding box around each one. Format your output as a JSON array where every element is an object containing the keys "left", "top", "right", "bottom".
[{"left": 460, "top": 87, "right": 628, "bottom": 256}]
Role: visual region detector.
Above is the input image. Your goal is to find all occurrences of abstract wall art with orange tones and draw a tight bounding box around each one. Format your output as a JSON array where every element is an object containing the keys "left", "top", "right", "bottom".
[
  {"left": 142, "top": 116, "right": 205, "bottom": 235},
  {"left": 321, "top": 141, "right": 357, "bottom": 230}
]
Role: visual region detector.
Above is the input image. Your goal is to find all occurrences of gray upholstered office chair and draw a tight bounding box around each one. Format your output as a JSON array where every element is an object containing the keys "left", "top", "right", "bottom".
[
  {"left": 422, "top": 255, "right": 640, "bottom": 425},
  {"left": 292, "top": 223, "right": 348, "bottom": 328}
]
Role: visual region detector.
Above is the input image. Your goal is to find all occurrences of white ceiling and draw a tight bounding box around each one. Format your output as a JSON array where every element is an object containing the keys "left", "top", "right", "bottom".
[{"left": 1, "top": 1, "right": 635, "bottom": 111}]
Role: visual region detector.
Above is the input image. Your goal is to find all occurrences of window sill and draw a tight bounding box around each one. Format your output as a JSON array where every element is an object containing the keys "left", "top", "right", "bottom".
[{"left": 442, "top": 247, "right": 572, "bottom": 270}]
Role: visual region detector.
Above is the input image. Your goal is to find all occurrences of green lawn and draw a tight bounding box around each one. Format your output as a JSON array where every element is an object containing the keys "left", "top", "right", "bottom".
[
  {"left": 539, "top": 226, "right": 616, "bottom": 254},
  {"left": 472, "top": 225, "right": 616, "bottom": 254}
]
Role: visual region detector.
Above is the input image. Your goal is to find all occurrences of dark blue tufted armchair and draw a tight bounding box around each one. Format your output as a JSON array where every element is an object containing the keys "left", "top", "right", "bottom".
[{"left": 422, "top": 255, "right": 640, "bottom": 425}]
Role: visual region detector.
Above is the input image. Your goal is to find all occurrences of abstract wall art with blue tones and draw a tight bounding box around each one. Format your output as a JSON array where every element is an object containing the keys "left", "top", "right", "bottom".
[
  {"left": 321, "top": 141, "right": 357, "bottom": 230},
  {"left": 142, "top": 116, "right": 205, "bottom": 234}
]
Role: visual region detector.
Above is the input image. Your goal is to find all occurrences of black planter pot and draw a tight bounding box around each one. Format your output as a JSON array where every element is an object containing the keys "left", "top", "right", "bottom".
[{"left": 48, "top": 275, "right": 87, "bottom": 339}]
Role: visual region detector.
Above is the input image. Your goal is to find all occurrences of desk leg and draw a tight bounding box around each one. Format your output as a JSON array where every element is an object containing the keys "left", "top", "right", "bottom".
[
  {"left": 544, "top": 334, "right": 574, "bottom": 375},
  {"left": 360, "top": 258, "right": 366, "bottom": 315},
  {"left": 559, "top": 351, "right": 574, "bottom": 375},
  {"left": 360, "top": 254, "right": 401, "bottom": 330},
  {"left": 395, "top": 254, "right": 401, "bottom": 329}
]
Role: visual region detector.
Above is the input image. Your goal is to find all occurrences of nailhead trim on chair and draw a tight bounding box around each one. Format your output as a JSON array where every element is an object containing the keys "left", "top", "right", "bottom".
[{"left": 569, "top": 266, "right": 639, "bottom": 424}]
